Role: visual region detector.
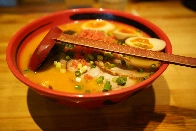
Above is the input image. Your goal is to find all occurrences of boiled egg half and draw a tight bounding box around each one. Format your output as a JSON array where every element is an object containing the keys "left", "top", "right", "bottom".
[
  {"left": 81, "top": 19, "right": 115, "bottom": 31},
  {"left": 113, "top": 28, "right": 139, "bottom": 40},
  {"left": 125, "top": 37, "right": 166, "bottom": 51}
]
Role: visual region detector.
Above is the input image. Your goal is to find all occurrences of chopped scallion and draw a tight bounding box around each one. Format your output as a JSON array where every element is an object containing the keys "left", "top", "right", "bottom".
[
  {"left": 97, "top": 55, "right": 103, "bottom": 61},
  {"left": 105, "top": 53, "right": 113, "bottom": 60},
  {"left": 117, "top": 40, "right": 124, "bottom": 45},
  {"left": 137, "top": 68, "right": 144, "bottom": 73},
  {"left": 96, "top": 76, "right": 104, "bottom": 84},
  {"left": 102, "top": 81, "right": 112, "bottom": 92},
  {"left": 150, "top": 64, "right": 157, "bottom": 71},
  {"left": 75, "top": 70, "right": 81, "bottom": 77},
  {"left": 75, "top": 85, "right": 83, "bottom": 90},
  {"left": 68, "top": 44, "right": 74, "bottom": 49},
  {"left": 85, "top": 55, "right": 90, "bottom": 61},
  {"left": 121, "top": 60, "right": 126, "bottom": 66},
  {"left": 116, "top": 76, "right": 127, "bottom": 86},
  {"left": 80, "top": 65, "right": 87, "bottom": 74},
  {"left": 24, "top": 69, "right": 30, "bottom": 72},
  {"left": 150, "top": 64, "right": 156, "bottom": 68},
  {"left": 65, "top": 55, "right": 71, "bottom": 60},
  {"left": 85, "top": 89, "right": 90, "bottom": 93},
  {"left": 112, "top": 77, "right": 117, "bottom": 82},
  {"left": 55, "top": 62, "right": 61, "bottom": 69},
  {"left": 87, "top": 54, "right": 94, "bottom": 60},
  {"left": 104, "top": 62, "right": 115, "bottom": 68},
  {"left": 109, "top": 63, "right": 116, "bottom": 68},
  {"left": 65, "top": 50, "right": 74, "bottom": 58},
  {"left": 128, "top": 65, "right": 134, "bottom": 70},
  {"left": 90, "top": 64, "right": 96, "bottom": 68},
  {"left": 63, "top": 30, "right": 76, "bottom": 35},
  {"left": 90, "top": 61, "right": 96, "bottom": 68}
]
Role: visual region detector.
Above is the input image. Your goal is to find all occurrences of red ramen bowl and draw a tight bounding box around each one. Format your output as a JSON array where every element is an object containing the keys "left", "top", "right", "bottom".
[{"left": 6, "top": 8, "right": 172, "bottom": 108}]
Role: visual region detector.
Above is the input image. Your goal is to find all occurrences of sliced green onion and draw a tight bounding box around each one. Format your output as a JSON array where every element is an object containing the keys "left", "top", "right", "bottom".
[
  {"left": 121, "top": 60, "right": 126, "bottom": 66},
  {"left": 136, "top": 29, "right": 141, "bottom": 33},
  {"left": 66, "top": 50, "right": 74, "bottom": 58},
  {"left": 105, "top": 53, "right": 113, "bottom": 60},
  {"left": 65, "top": 55, "right": 71, "bottom": 60},
  {"left": 77, "top": 63, "right": 82, "bottom": 69},
  {"left": 75, "top": 85, "right": 83, "bottom": 90},
  {"left": 143, "top": 75, "right": 150, "bottom": 80},
  {"left": 109, "top": 63, "right": 116, "bottom": 68},
  {"left": 104, "top": 62, "right": 115, "bottom": 68},
  {"left": 55, "top": 62, "right": 61, "bottom": 69},
  {"left": 90, "top": 64, "right": 96, "bottom": 68},
  {"left": 150, "top": 64, "right": 156, "bottom": 68},
  {"left": 128, "top": 65, "right": 134, "bottom": 70},
  {"left": 80, "top": 65, "right": 88, "bottom": 74},
  {"left": 63, "top": 30, "right": 76, "bottom": 35},
  {"left": 150, "top": 72, "right": 154, "bottom": 76},
  {"left": 85, "top": 89, "right": 90, "bottom": 93},
  {"left": 65, "top": 43, "right": 74, "bottom": 49},
  {"left": 92, "top": 53, "right": 97, "bottom": 58},
  {"left": 68, "top": 44, "right": 74, "bottom": 49},
  {"left": 112, "top": 77, "right": 117, "bottom": 82},
  {"left": 75, "top": 70, "right": 81, "bottom": 77},
  {"left": 96, "top": 76, "right": 104, "bottom": 84},
  {"left": 138, "top": 77, "right": 145, "bottom": 82},
  {"left": 137, "top": 68, "right": 144, "bottom": 73},
  {"left": 117, "top": 40, "right": 124, "bottom": 45},
  {"left": 85, "top": 55, "right": 90, "bottom": 61},
  {"left": 24, "top": 69, "right": 30, "bottom": 73},
  {"left": 90, "top": 61, "right": 94, "bottom": 65},
  {"left": 116, "top": 76, "right": 127, "bottom": 86},
  {"left": 97, "top": 54, "right": 103, "bottom": 61},
  {"left": 150, "top": 64, "right": 157, "bottom": 71},
  {"left": 87, "top": 54, "right": 94, "bottom": 60},
  {"left": 54, "top": 61, "right": 57, "bottom": 65},
  {"left": 102, "top": 81, "right": 112, "bottom": 92},
  {"left": 90, "top": 61, "right": 96, "bottom": 68}
]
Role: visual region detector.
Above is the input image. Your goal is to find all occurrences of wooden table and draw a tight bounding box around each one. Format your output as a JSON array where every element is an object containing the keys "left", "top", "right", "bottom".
[{"left": 1, "top": 0, "right": 196, "bottom": 130}]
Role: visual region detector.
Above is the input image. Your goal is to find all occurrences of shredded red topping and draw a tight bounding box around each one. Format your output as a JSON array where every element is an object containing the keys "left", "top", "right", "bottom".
[
  {"left": 84, "top": 74, "right": 93, "bottom": 80},
  {"left": 78, "top": 29, "right": 116, "bottom": 43},
  {"left": 71, "top": 60, "right": 78, "bottom": 68}
]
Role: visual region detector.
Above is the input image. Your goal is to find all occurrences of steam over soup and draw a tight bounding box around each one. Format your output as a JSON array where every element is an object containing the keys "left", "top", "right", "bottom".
[{"left": 19, "top": 20, "right": 166, "bottom": 94}]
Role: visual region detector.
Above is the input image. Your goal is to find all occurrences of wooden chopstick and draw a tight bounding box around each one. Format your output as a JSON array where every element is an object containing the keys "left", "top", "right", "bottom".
[{"left": 55, "top": 33, "right": 196, "bottom": 68}]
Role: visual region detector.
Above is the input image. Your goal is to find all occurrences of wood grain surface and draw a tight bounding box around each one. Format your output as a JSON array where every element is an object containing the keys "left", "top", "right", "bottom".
[{"left": 0, "top": 0, "right": 196, "bottom": 130}]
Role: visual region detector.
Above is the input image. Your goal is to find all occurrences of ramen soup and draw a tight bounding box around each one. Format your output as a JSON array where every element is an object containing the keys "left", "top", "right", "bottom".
[{"left": 19, "top": 20, "right": 166, "bottom": 94}]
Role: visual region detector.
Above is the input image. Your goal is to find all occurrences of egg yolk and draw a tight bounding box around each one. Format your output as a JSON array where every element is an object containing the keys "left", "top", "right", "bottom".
[
  {"left": 131, "top": 38, "right": 153, "bottom": 49},
  {"left": 119, "top": 28, "right": 135, "bottom": 34},
  {"left": 86, "top": 20, "right": 106, "bottom": 28}
]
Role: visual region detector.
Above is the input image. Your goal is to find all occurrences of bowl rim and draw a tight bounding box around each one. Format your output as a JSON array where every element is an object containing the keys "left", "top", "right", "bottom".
[{"left": 6, "top": 8, "right": 172, "bottom": 99}]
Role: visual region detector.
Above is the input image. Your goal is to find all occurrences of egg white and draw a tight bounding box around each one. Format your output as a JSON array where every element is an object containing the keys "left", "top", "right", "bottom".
[
  {"left": 125, "top": 37, "right": 166, "bottom": 51},
  {"left": 113, "top": 28, "right": 138, "bottom": 40},
  {"left": 81, "top": 20, "right": 115, "bottom": 31}
]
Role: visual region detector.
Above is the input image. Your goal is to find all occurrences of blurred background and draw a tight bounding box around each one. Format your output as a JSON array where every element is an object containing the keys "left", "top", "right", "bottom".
[{"left": 0, "top": 0, "right": 195, "bottom": 12}]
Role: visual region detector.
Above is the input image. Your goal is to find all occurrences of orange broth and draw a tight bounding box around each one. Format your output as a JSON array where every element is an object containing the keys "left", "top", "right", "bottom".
[{"left": 19, "top": 20, "right": 149, "bottom": 94}]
